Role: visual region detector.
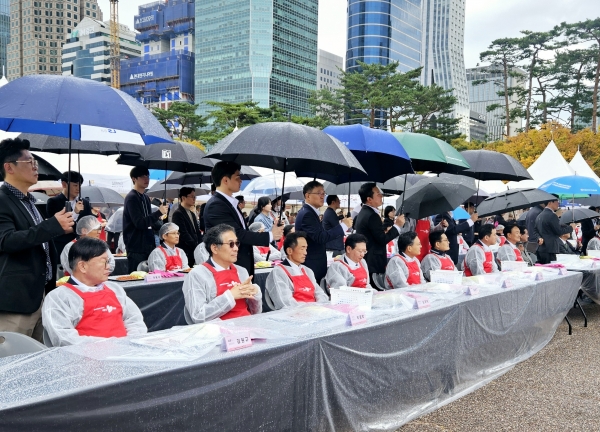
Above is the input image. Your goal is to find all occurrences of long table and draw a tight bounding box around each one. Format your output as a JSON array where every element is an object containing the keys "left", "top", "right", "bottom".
[
  {"left": 0, "top": 270, "right": 582, "bottom": 431},
  {"left": 563, "top": 262, "right": 600, "bottom": 303}
]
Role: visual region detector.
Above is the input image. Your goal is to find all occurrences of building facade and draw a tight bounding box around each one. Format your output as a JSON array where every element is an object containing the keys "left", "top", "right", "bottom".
[
  {"left": 120, "top": 0, "right": 195, "bottom": 110},
  {"left": 7, "top": 0, "right": 102, "bottom": 80},
  {"left": 469, "top": 110, "right": 486, "bottom": 141},
  {"left": 61, "top": 17, "right": 139, "bottom": 84},
  {"left": 0, "top": 0, "right": 8, "bottom": 73},
  {"left": 317, "top": 48, "right": 342, "bottom": 91},
  {"left": 194, "top": 0, "right": 318, "bottom": 118}
]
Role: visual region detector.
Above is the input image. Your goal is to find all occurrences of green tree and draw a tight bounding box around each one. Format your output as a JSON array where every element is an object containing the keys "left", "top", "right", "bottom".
[
  {"left": 385, "top": 67, "right": 422, "bottom": 132},
  {"left": 152, "top": 102, "right": 207, "bottom": 141},
  {"left": 307, "top": 88, "right": 346, "bottom": 126}
]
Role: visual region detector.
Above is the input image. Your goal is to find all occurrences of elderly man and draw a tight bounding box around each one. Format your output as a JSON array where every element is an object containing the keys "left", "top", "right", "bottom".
[
  {"left": 497, "top": 222, "right": 525, "bottom": 265},
  {"left": 464, "top": 224, "right": 499, "bottom": 276},
  {"left": 147, "top": 222, "right": 190, "bottom": 272},
  {"left": 385, "top": 232, "right": 426, "bottom": 289},
  {"left": 42, "top": 237, "right": 147, "bottom": 347},
  {"left": 325, "top": 234, "right": 371, "bottom": 289},
  {"left": 183, "top": 224, "right": 262, "bottom": 323},
  {"left": 421, "top": 231, "right": 457, "bottom": 282},
  {"left": 265, "top": 231, "right": 329, "bottom": 309},
  {"left": 249, "top": 222, "right": 281, "bottom": 262}
]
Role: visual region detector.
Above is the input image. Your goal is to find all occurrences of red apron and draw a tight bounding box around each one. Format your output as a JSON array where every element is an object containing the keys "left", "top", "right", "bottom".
[
  {"left": 415, "top": 219, "right": 431, "bottom": 262},
  {"left": 386, "top": 241, "right": 394, "bottom": 255},
  {"left": 257, "top": 246, "right": 271, "bottom": 255},
  {"left": 277, "top": 236, "right": 285, "bottom": 251},
  {"left": 399, "top": 255, "right": 422, "bottom": 285},
  {"left": 64, "top": 239, "right": 77, "bottom": 277},
  {"left": 64, "top": 283, "right": 127, "bottom": 338},
  {"left": 499, "top": 236, "right": 506, "bottom": 246},
  {"left": 464, "top": 243, "right": 494, "bottom": 276},
  {"left": 340, "top": 259, "right": 368, "bottom": 288},
  {"left": 159, "top": 246, "right": 183, "bottom": 271},
  {"left": 431, "top": 253, "right": 455, "bottom": 270},
  {"left": 278, "top": 265, "right": 316, "bottom": 302},
  {"left": 203, "top": 263, "right": 250, "bottom": 320},
  {"left": 96, "top": 213, "right": 107, "bottom": 241},
  {"left": 512, "top": 246, "right": 524, "bottom": 262}
]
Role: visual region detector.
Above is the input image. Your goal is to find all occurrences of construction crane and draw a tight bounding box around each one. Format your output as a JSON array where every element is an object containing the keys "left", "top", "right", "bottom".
[{"left": 109, "top": 0, "right": 120, "bottom": 89}]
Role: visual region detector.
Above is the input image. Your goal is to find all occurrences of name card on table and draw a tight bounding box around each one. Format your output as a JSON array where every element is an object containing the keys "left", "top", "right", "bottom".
[
  {"left": 558, "top": 267, "right": 568, "bottom": 276},
  {"left": 534, "top": 272, "right": 544, "bottom": 281},
  {"left": 221, "top": 330, "right": 252, "bottom": 352},
  {"left": 466, "top": 285, "right": 480, "bottom": 296},
  {"left": 404, "top": 292, "right": 431, "bottom": 309},
  {"left": 145, "top": 273, "right": 163, "bottom": 283},
  {"left": 501, "top": 279, "right": 514, "bottom": 289},
  {"left": 347, "top": 307, "right": 367, "bottom": 326}
]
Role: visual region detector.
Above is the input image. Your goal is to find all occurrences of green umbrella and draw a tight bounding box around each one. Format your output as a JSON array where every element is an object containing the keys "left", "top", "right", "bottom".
[{"left": 390, "top": 132, "right": 470, "bottom": 173}]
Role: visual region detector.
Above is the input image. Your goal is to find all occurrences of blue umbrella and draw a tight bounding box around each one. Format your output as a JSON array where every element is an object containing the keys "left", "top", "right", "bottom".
[{"left": 539, "top": 175, "right": 600, "bottom": 199}]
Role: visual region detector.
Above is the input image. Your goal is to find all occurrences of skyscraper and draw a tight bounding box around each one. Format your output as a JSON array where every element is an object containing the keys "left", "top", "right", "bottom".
[
  {"left": 0, "top": 0, "right": 8, "bottom": 73},
  {"left": 195, "top": 0, "right": 318, "bottom": 118},
  {"left": 7, "top": 0, "right": 103, "bottom": 80},
  {"left": 317, "top": 49, "right": 342, "bottom": 91}
]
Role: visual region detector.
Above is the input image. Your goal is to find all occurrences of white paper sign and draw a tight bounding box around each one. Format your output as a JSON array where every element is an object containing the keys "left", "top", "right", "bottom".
[
  {"left": 347, "top": 308, "right": 367, "bottom": 326},
  {"left": 145, "top": 273, "right": 163, "bottom": 283},
  {"left": 221, "top": 330, "right": 252, "bottom": 352}
]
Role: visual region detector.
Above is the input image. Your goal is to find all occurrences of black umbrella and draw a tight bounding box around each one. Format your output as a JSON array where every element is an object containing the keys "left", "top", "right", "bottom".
[
  {"left": 380, "top": 174, "right": 426, "bottom": 194},
  {"left": 396, "top": 175, "right": 478, "bottom": 220},
  {"left": 560, "top": 208, "right": 600, "bottom": 224},
  {"left": 31, "top": 191, "right": 49, "bottom": 204},
  {"left": 33, "top": 154, "right": 62, "bottom": 181},
  {"left": 460, "top": 150, "right": 531, "bottom": 182},
  {"left": 163, "top": 165, "right": 261, "bottom": 185},
  {"left": 22, "top": 133, "right": 144, "bottom": 156},
  {"left": 80, "top": 186, "right": 125, "bottom": 209},
  {"left": 147, "top": 181, "right": 209, "bottom": 200},
  {"left": 518, "top": 211, "right": 528, "bottom": 222},
  {"left": 476, "top": 188, "right": 557, "bottom": 217},
  {"left": 323, "top": 181, "right": 377, "bottom": 195},
  {"left": 574, "top": 196, "right": 600, "bottom": 207}
]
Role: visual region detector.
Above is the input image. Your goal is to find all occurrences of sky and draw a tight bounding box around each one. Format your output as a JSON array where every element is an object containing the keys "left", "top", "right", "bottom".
[{"left": 99, "top": 0, "right": 597, "bottom": 69}]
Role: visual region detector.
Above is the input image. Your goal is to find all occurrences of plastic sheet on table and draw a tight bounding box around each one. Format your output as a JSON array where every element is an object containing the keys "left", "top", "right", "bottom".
[{"left": 371, "top": 289, "right": 414, "bottom": 310}]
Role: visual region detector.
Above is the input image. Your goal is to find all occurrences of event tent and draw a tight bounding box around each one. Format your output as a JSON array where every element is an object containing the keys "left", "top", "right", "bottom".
[
  {"left": 569, "top": 149, "right": 600, "bottom": 182},
  {"left": 507, "top": 140, "right": 574, "bottom": 189}
]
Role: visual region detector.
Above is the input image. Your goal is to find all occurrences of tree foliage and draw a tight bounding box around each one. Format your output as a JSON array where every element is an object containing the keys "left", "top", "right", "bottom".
[{"left": 152, "top": 102, "right": 207, "bottom": 141}]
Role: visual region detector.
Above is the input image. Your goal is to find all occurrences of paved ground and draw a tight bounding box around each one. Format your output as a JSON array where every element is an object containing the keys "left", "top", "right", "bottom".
[{"left": 400, "top": 302, "right": 600, "bottom": 432}]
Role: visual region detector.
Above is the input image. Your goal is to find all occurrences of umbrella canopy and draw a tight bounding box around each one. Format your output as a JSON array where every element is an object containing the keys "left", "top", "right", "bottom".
[
  {"left": 518, "top": 211, "right": 528, "bottom": 222},
  {"left": 574, "top": 196, "right": 600, "bottom": 207},
  {"left": 476, "top": 188, "right": 557, "bottom": 217},
  {"left": 32, "top": 153, "right": 62, "bottom": 181},
  {"left": 539, "top": 175, "right": 600, "bottom": 199},
  {"left": 147, "top": 181, "right": 209, "bottom": 200},
  {"left": 163, "top": 165, "right": 261, "bottom": 185},
  {"left": 20, "top": 133, "right": 144, "bottom": 156},
  {"left": 323, "top": 181, "right": 379, "bottom": 196},
  {"left": 80, "top": 186, "right": 125, "bottom": 209},
  {"left": 460, "top": 150, "right": 531, "bottom": 181},
  {"left": 30, "top": 191, "right": 49, "bottom": 204},
  {"left": 323, "top": 124, "right": 413, "bottom": 182},
  {"left": 560, "top": 208, "right": 600, "bottom": 224},
  {"left": 396, "top": 175, "right": 477, "bottom": 220},
  {"left": 390, "top": 132, "right": 470, "bottom": 173},
  {"left": 242, "top": 173, "right": 305, "bottom": 196},
  {"left": 116, "top": 142, "right": 214, "bottom": 173},
  {"left": 380, "top": 174, "right": 427, "bottom": 194}
]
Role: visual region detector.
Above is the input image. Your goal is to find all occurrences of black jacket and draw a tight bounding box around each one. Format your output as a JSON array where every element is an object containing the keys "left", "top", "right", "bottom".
[
  {"left": 535, "top": 208, "right": 573, "bottom": 255},
  {"left": 526, "top": 205, "right": 544, "bottom": 242},
  {"left": 171, "top": 205, "right": 200, "bottom": 266},
  {"left": 295, "top": 203, "right": 345, "bottom": 282},
  {"left": 203, "top": 192, "right": 270, "bottom": 276},
  {"left": 122, "top": 189, "right": 163, "bottom": 256},
  {"left": 0, "top": 185, "right": 64, "bottom": 313},
  {"left": 434, "top": 212, "right": 473, "bottom": 264},
  {"left": 558, "top": 239, "right": 579, "bottom": 255},
  {"left": 46, "top": 192, "right": 93, "bottom": 255},
  {"left": 354, "top": 206, "right": 399, "bottom": 274},
  {"left": 322, "top": 207, "right": 344, "bottom": 251},
  {"left": 581, "top": 218, "right": 597, "bottom": 254}
]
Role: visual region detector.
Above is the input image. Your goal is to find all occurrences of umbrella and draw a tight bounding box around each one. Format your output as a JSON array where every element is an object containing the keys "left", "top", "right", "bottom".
[
  {"left": 20, "top": 133, "right": 145, "bottom": 156},
  {"left": 32, "top": 154, "right": 61, "bottom": 181},
  {"left": 390, "top": 132, "right": 470, "bottom": 173},
  {"left": 147, "top": 181, "right": 209, "bottom": 200},
  {"left": 460, "top": 150, "right": 531, "bottom": 182},
  {"left": 396, "top": 175, "right": 477, "bottom": 220},
  {"left": 31, "top": 191, "right": 49, "bottom": 204},
  {"left": 518, "top": 211, "right": 528, "bottom": 222},
  {"left": 539, "top": 175, "right": 600, "bottom": 199},
  {"left": 80, "top": 186, "right": 125, "bottom": 209},
  {"left": 379, "top": 174, "right": 426, "bottom": 194},
  {"left": 0, "top": 75, "right": 173, "bottom": 206},
  {"left": 163, "top": 165, "right": 261, "bottom": 185},
  {"left": 323, "top": 124, "right": 413, "bottom": 182},
  {"left": 574, "top": 196, "right": 600, "bottom": 207},
  {"left": 242, "top": 173, "right": 305, "bottom": 196},
  {"left": 476, "top": 188, "right": 557, "bottom": 217},
  {"left": 559, "top": 208, "right": 600, "bottom": 224},
  {"left": 323, "top": 181, "right": 378, "bottom": 196}
]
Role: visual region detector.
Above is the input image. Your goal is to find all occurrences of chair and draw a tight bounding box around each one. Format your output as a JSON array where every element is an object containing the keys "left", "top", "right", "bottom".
[
  {"left": 42, "top": 328, "right": 54, "bottom": 348},
  {"left": 183, "top": 306, "right": 193, "bottom": 325},
  {"left": 0, "top": 332, "right": 47, "bottom": 358},
  {"left": 137, "top": 260, "right": 149, "bottom": 272},
  {"left": 371, "top": 273, "right": 388, "bottom": 291},
  {"left": 264, "top": 287, "right": 277, "bottom": 311},
  {"left": 319, "top": 277, "right": 331, "bottom": 297}
]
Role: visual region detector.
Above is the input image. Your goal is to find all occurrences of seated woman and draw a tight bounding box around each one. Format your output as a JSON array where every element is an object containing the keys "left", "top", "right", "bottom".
[
  {"left": 385, "top": 232, "right": 426, "bottom": 288},
  {"left": 265, "top": 231, "right": 329, "bottom": 309},
  {"left": 147, "top": 222, "right": 189, "bottom": 272},
  {"left": 61, "top": 215, "right": 115, "bottom": 276},
  {"left": 183, "top": 224, "right": 262, "bottom": 323},
  {"left": 249, "top": 222, "right": 281, "bottom": 262},
  {"left": 421, "top": 231, "right": 457, "bottom": 282},
  {"left": 325, "top": 233, "right": 371, "bottom": 289},
  {"left": 42, "top": 237, "right": 147, "bottom": 347}
]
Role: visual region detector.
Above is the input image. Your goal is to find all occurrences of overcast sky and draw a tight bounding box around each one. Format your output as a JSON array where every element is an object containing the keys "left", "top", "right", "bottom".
[{"left": 99, "top": 0, "right": 597, "bottom": 68}]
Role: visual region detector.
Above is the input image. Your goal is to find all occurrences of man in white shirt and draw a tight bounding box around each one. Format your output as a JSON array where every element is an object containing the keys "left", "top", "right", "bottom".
[
  {"left": 325, "top": 233, "right": 371, "bottom": 289},
  {"left": 497, "top": 222, "right": 526, "bottom": 266},
  {"left": 385, "top": 232, "right": 426, "bottom": 288},
  {"left": 464, "top": 224, "right": 499, "bottom": 276}
]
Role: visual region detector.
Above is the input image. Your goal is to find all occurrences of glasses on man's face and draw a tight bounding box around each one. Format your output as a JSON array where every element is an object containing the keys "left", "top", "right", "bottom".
[
  {"left": 217, "top": 240, "right": 240, "bottom": 249},
  {"left": 11, "top": 159, "right": 38, "bottom": 169},
  {"left": 93, "top": 258, "right": 111, "bottom": 268}
]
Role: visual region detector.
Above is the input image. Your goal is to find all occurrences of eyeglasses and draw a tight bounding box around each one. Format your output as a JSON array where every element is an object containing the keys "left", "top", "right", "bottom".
[
  {"left": 10, "top": 159, "right": 38, "bottom": 169},
  {"left": 216, "top": 240, "right": 240, "bottom": 248}
]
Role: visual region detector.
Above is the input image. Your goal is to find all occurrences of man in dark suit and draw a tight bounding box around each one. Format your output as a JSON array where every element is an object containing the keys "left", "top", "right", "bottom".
[
  {"left": 434, "top": 210, "right": 477, "bottom": 265},
  {"left": 580, "top": 206, "right": 599, "bottom": 254},
  {"left": 354, "top": 182, "right": 405, "bottom": 286},
  {"left": 204, "top": 161, "right": 283, "bottom": 276},
  {"left": 525, "top": 203, "right": 545, "bottom": 251},
  {"left": 295, "top": 183, "right": 352, "bottom": 282},
  {"left": 172, "top": 186, "right": 201, "bottom": 266},
  {"left": 198, "top": 184, "right": 216, "bottom": 234},
  {"left": 0, "top": 138, "right": 74, "bottom": 340},
  {"left": 461, "top": 202, "right": 478, "bottom": 246},
  {"left": 535, "top": 197, "right": 573, "bottom": 264},
  {"left": 559, "top": 230, "right": 580, "bottom": 255},
  {"left": 46, "top": 171, "right": 93, "bottom": 257},
  {"left": 322, "top": 194, "right": 344, "bottom": 257}
]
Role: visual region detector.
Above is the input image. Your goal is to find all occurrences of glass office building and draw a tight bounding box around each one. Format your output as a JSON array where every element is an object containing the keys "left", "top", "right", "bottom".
[
  {"left": 0, "top": 0, "right": 8, "bottom": 73},
  {"left": 195, "top": 0, "right": 317, "bottom": 118}
]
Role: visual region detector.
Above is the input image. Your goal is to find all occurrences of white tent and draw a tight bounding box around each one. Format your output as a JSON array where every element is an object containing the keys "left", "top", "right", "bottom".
[
  {"left": 569, "top": 150, "right": 600, "bottom": 182},
  {"left": 507, "top": 140, "right": 574, "bottom": 189}
]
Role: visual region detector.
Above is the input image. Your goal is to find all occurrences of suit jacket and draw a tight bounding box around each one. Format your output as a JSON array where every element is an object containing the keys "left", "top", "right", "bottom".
[
  {"left": 354, "top": 206, "right": 399, "bottom": 274},
  {"left": 172, "top": 205, "right": 201, "bottom": 266},
  {"left": 203, "top": 192, "right": 270, "bottom": 276},
  {"left": 46, "top": 193, "right": 93, "bottom": 254},
  {"left": 558, "top": 239, "right": 579, "bottom": 255},
  {"left": 581, "top": 218, "right": 596, "bottom": 254},
  {"left": 322, "top": 207, "right": 344, "bottom": 251},
  {"left": 434, "top": 212, "right": 472, "bottom": 264},
  {"left": 295, "top": 203, "right": 345, "bottom": 282},
  {"left": 536, "top": 208, "right": 573, "bottom": 255},
  {"left": 0, "top": 185, "right": 64, "bottom": 313},
  {"left": 525, "top": 205, "right": 544, "bottom": 242}
]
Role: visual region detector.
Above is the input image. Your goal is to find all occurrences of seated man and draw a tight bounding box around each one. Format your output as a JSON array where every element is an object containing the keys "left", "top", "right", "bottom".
[
  {"left": 249, "top": 222, "right": 282, "bottom": 262},
  {"left": 559, "top": 230, "right": 580, "bottom": 255},
  {"left": 183, "top": 224, "right": 262, "bottom": 323},
  {"left": 193, "top": 242, "right": 209, "bottom": 265},
  {"left": 495, "top": 225, "right": 506, "bottom": 246},
  {"left": 265, "top": 231, "right": 329, "bottom": 309},
  {"left": 385, "top": 232, "right": 426, "bottom": 289},
  {"left": 325, "top": 233, "right": 371, "bottom": 289},
  {"left": 148, "top": 222, "right": 190, "bottom": 272},
  {"left": 60, "top": 215, "right": 115, "bottom": 275},
  {"left": 497, "top": 222, "right": 525, "bottom": 265},
  {"left": 464, "top": 224, "right": 499, "bottom": 276},
  {"left": 517, "top": 226, "right": 535, "bottom": 266},
  {"left": 42, "top": 237, "right": 147, "bottom": 347},
  {"left": 421, "top": 231, "right": 457, "bottom": 282}
]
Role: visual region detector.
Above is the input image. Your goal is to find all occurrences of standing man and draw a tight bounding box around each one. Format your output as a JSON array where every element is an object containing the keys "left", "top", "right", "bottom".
[
  {"left": 434, "top": 210, "right": 478, "bottom": 265},
  {"left": 199, "top": 184, "right": 216, "bottom": 234},
  {"left": 295, "top": 181, "right": 352, "bottom": 282},
  {"left": 354, "top": 182, "right": 405, "bottom": 287},
  {"left": 204, "top": 161, "right": 283, "bottom": 276},
  {"left": 123, "top": 166, "right": 168, "bottom": 273},
  {"left": 461, "top": 202, "right": 479, "bottom": 246},
  {"left": 172, "top": 187, "right": 200, "bottom": 266},
  {"left": 47, "top": 171, "right": 93, "bottom": 256},
  {"left": 0, "top": 138, "right": 74, "bottom": 340},
  {"left": 535, "top": 197, "right": 573, "bottom": 264},
  {"left": 580, "top": 206, "right": 600, "bottom": 254},
  {"left": 525, "top": 203, "right": 545, "bottom": 252},
  {"left": 322, "top": 194, "right": 344, "bottom": 257}
]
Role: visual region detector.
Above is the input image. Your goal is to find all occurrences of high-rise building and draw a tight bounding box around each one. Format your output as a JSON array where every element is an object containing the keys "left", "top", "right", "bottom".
[
  {"left": 421, "top": 0, "right": 470, "bottom": 140},
  {"left": 469, "top": 110, "right": 486, "bottom": 141},
  {"left": 61, "top": 17, "right": 140, "bottom": 84},
  {"left": 0, "top": 0, "right": 8, "bottom": 72},
  {"left": 467, "top": 66, "right": 525, "bottom": 141},
  {"left": 7, "top": 0, "right": 102, "bottom": 80},
  {"left": 120, "top": 0, "right": 195, "bottom": 110},
  {"left": 317, "top": 49, "right": 342, "bottom": 91},
  {"left": 195, "top": 0, "right": 318, "bottom": 118}
]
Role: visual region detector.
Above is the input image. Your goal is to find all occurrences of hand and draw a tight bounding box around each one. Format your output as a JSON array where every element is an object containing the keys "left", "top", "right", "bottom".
[
  {"left": 470, "top": 212, "right": 478, "bottom": 222},
  {"left": 538, "top": 238, "right": 544, "bottom": 245},
  {"left": 54, "top": 208, "right": 74, "bottom": 233},
  {"left": 570, "top": 223, "right": 577, "bottom": 229},
  {"left": 159, "top": 204, "right": 168, "bottom": 215},
  {"left": 74, "top": 200, "right": 84, "bottom": 214},
  {"left": 271, "top": 223, "right": 284, "bottom": 240},
  {"left": 230, "top": 277, "right": 257, "bottom": 300},
  {"left": 595, "top": 225, "right": 600, "bottom": 231},
  {"left": 441, "top": 219, "right": 449, "bottom": 228},
  {"left": 395, "top": 214, "right": 405, "bottom": 227},
  {"left": 100, "top": 221, "right": 107, "bottom": 228},
  {"left": 341, "top": 217, "right": 352, "bottom": 228}
]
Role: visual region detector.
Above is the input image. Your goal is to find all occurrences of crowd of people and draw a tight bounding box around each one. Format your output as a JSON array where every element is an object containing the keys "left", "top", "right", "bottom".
[{"left": 0, "top": 137, "right": 589, "bottom": 348}]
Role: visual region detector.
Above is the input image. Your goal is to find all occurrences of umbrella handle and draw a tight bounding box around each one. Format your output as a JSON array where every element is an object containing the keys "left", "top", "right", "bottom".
[{"left": 347, "top": 172, "right": 351, "bottom": 218}]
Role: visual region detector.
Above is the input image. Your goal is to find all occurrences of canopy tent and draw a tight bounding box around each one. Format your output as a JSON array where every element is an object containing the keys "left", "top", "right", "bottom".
[{"left": 569, "top": 150, "right": 600, "bottom": 182}]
